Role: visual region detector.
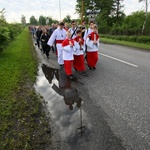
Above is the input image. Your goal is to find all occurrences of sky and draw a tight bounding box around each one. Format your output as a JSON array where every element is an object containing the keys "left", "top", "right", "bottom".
[{"left": 0, "top": 0, "right": 149, "bottom": 23}]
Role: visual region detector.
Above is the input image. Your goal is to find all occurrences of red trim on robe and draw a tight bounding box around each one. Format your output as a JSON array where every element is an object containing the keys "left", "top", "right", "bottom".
[
  {"left": 56, "top": 40, "right": 64, "bottom": 44},
  {"left": 87, "top": 51, "right": 98, "bottom": 67},
  {"left": 73, "top": 55, "right": 85, "bottom": 71},
  {"left": 64, "top": 60, "right": 73, "bottom": 75},
  {"left": 64, "top": 27, "right": 69, "bottom": 31},
  {"left": 87, "top": 32, "right": 99, "bottom": 41},
  {"left": 62, "top": 39, "right": 74, "bottom": 47},
  {"left": 73, "top": 36, "right": 84, "bottom": 45}
]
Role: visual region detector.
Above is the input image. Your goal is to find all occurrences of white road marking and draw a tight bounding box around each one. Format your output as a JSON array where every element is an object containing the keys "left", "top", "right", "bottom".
[{"left": 98, "top": 52, "right": 138, "bottom": 67}]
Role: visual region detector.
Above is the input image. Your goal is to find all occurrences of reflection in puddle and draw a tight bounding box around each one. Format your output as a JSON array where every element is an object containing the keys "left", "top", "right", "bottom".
[{"left": 34, "top": 64, "right": 92, "bottom": 149}]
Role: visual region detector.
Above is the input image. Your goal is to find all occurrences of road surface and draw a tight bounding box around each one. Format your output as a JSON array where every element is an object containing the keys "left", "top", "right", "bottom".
[{"left": 34, "top": 42, "right": 150, "bottom": 150}]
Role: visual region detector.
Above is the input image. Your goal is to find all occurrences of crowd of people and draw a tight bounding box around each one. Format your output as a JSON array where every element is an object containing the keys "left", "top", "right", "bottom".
[{"left": 29, "top": 20, "right": 100, "bottom": 80}]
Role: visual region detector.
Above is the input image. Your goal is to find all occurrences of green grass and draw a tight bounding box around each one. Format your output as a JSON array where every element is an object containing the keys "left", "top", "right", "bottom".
[
  {"left": 0, "top": 28, "right": 51, "bottom": 149},
  {"left": 100, "top": 38, "right": 150, "bottom": 51}
]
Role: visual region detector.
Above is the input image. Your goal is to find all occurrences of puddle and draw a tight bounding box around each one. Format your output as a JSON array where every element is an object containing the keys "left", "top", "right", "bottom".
[{"left": 34, "top": 64, "right": 92, "bottom": 149}]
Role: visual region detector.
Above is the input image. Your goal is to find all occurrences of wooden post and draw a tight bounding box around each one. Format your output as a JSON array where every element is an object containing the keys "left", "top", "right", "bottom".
[{"left": 81, "top": 0, "right": 84, "bottom": 24}]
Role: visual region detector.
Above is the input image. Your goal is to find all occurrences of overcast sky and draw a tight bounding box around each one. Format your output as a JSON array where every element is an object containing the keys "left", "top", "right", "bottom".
[{"left": 0, "top": 0, "right": 149, "bottom": 23}]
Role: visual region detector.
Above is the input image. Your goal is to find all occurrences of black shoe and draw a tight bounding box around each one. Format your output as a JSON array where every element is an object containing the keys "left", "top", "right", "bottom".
[
  {"left": 93, "top": 67, "right": 96, "bottom": 70},
  {"left": 82, "top": 71, "right": 88, "bottom": 76},
  {"left": 74, "top": 68, "right": 77, "bottom": 71},
  {"left": 60, "top": 64, "right": 64, "bottom": 68},
  {"left": 88, "top": 67, "right": 92, "bottom": 70},
  {"left": 67, "top": 75, "right": 74, "bottom": 80}
]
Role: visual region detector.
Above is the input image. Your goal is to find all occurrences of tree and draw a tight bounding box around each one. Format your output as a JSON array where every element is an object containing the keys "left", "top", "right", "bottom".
[
  {"left": 111, "top": 0, "right": 125, "bottom": 24},
  {"left": 122, "top": 11, "right": 145, "bottom": 35},
  {"left": 139, "top": 0, "right": 149, "bottom": 34},
  {"left": 46, "top": 17, "right": 53, "bottom": 25},
  {"left": 21, "top": 15, "right": 26, "bottom": 26},
  {"left": 0, "top": 8, "right": 6, "bottom": 25},
  {"left": 75, "top": 0, "right": 124, "bottom": 33},
  {"left": 29, "top": 16, "right": 37, "bottom": 25},
  {"left": 63, "top": 14, "right": 71, "bottom": 23},
  {"left": 38, "top": 15, "right": 46, "bottom": 25}
]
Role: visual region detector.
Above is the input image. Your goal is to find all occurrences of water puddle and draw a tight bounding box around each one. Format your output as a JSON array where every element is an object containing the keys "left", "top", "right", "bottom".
[{"left": 34, "top": 64, "right": 92, "bottom": 149}]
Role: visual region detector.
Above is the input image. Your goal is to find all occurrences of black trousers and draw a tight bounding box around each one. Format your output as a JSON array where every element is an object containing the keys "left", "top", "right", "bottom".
[
  {"left": 36, "top": 39, "right": 40, "bottom": 48},
  {"left": 42, "top": 43, "right": 50, "bottom": 57}
]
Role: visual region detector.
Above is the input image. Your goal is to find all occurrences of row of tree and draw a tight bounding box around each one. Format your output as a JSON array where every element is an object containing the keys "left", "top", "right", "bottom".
[
  {"left": 29, "top": 14, "right": 73, "bottom": 26},
  {"left": 28, "top": 0, "right": 150, "bottom": 36},
  {"left": 75, "top": 0, "right": 150, "bottom": 35}
]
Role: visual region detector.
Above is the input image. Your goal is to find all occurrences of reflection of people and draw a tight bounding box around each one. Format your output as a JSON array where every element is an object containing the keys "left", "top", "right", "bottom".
[
  {"left": 42, "top": 64, "right": 82, "bottom": 111},
  {"left": 64, "top": 95, "right": 82, "bottom": 110},
  {"left": 41, "top": 64, "right": 59, "bottom": 84},
  {"left": 58, "top": 67, "right": 82, "bottom": 110},
  {"left": 59, "top": 68, "right": 82, "bottom": 110}
]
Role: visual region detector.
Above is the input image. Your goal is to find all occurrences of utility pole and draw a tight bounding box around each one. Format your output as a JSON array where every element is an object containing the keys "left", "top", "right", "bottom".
[
  {"left": 81, "top": 0, "right": 84, "bottom": 24},
  {"left": 59, "top": 0, "right": 61, "bottom": 21},
  {"left": 139, "top": 0, "right": 149, "bottom": 34}
]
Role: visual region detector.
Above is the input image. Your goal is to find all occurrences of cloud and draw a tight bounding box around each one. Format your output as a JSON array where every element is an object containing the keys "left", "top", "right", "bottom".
[
  {"left": 122, "top": 0, "right": 147, "bottom": 15},
  {"left": 0, "top": 0, "right": 149, "bottom": 23},
  {"left": 0, "top": 0, "right": 78, "bottom": 23}
]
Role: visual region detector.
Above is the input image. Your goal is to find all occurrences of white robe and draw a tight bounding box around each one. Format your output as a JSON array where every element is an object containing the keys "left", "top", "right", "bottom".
[
  {"left": 73, "top": 41, "right": 85, "bottom": 55},
  {"left": 86, "top": 37, "right": 100, "bottom": 52},
  {"left": 47, "top": 28, "right": 66, "bottom": 65},
  {"left": 83, "top": 28, "right": 93, "bottom": 41},
  {"left": 69, "top": 27, "right": 77, "bottom": 39}
]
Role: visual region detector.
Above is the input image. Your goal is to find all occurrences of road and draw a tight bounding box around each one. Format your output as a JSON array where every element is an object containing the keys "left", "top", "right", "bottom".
[{"left": 34, "top": 42, "right": 150, "bottom": 150}]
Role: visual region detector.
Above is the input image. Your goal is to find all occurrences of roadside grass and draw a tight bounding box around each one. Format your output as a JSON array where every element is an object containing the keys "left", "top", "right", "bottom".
[
  {"left": 100, "top": 38, "right": 150, "bottom": 51},
  {"left": 0, "top": 28, "right": 51, "bottom": 149}
]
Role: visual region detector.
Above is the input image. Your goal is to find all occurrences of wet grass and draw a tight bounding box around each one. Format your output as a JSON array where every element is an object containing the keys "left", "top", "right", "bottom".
[
  {"left": 0, "top": 28, "right": 51, "bottom": 149},
  {"left": 100, "top": 38, "right": 150, "bottom": 51}
]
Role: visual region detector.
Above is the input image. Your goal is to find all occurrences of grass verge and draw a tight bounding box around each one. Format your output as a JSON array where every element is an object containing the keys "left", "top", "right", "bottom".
[
  {"left": 100, "top": 38, "right": 150, "bottom": 51},
  {"left": 0, "top": 28, "right": 51, "bottom": 149}
]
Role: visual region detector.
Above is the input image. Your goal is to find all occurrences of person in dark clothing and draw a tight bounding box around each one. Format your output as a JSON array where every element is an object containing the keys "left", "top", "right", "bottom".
[
  {"left": 41, "top": 28, "right": 50, "bottom": 58},
  {"left": 35, "top": 27, "right": 42, "bottom": 49},
  {"left": 49, "top": 23, "right": 56, "bottom": 53},
  {"left": 81, "top": 20, "right": 86, "bottom": 38}
]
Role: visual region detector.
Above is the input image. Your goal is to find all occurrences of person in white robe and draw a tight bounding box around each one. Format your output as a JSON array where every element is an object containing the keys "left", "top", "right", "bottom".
[
  {"left": 62, "top": 31, "right": 76, "bottom": 80},
  {"left": 47, "top": 22, "right": 66, "bottom": 66},
  {"left": 69, "top": 20, "right": 77, "bottom": 39}
]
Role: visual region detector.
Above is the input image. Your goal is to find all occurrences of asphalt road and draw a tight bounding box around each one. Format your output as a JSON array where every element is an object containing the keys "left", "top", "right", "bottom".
[
  {"left": 34, "top": 42, "right": 150, "bottom": 150},
  {"left": 78, "top": 43, "right": 150, "bottom": 150}
]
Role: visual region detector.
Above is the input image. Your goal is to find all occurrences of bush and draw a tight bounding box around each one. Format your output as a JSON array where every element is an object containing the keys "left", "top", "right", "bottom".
[
  {"left": 0, "top": 24, "right": 24, "bottom": 52},
  {"left": 100, "top": 34, "right": 150, "bottom": 44}
]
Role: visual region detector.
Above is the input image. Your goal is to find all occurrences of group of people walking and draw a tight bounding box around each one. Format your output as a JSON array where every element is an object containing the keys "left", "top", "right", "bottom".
[{"left": 30, "top": 20, "right": 100, "bottom": 80}]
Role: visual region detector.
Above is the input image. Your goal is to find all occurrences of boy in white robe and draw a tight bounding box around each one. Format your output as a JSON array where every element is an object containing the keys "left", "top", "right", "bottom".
[
  {"left": 86, "top": 24, "right": 100, "bottom": 70},
  {"left": 62, "top": 31, "right": 76, "bottom": 80},
  {"left": 73, "top": 29, "right": 88, "bottom": 76}
]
